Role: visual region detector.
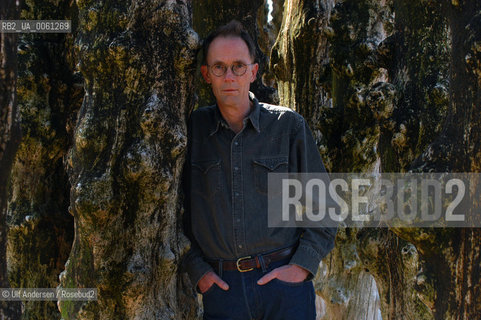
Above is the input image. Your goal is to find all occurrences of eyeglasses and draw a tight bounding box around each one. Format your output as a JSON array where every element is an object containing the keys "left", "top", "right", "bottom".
[{"left": 207, "top": 63, "right": 256, "bottom": 77}]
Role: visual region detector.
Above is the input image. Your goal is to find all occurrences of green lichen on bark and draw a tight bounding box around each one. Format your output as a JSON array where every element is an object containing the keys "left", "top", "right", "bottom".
[
  {"left": 362, "top": 1, "right": 450, "bottom": 318},
  {"left": 3, "top": 0, "right": 480, "bottom": 319},
  {"left": 358, "top": 228, "right": 433, "bottom": 320},
  {"left": 315, "top": 227, "right": 382, "bottom": 320},
  {"left": 393, "top": 1, "right": 481, "bottom": 319},
  {"left": 59, "top": 1, "right": 199, "bottom": 319},
  {"left": 6, "top": 0, "right": 81, "bottom": 318},
  {"left": 379, "top": 0, "right": 450, "bottom": 173},
  {"left": 0, "top": 0, "right": 22, "bottom": 317},
  {"left": 321, "top": 0, "right": 392, "bottom": 173},
  {"left": 271, "top": 1, "right": 392, "bottom": 318},
  {"left": 271, "top": 0, "right": 464, "bottom": 319}
]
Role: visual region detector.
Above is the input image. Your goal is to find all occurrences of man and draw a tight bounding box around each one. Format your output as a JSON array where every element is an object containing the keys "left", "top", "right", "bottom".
[{"left": 183, "top": 20, "right": 336, "bottom": 320}]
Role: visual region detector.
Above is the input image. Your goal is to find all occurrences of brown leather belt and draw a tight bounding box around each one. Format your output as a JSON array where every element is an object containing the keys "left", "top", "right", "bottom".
[{"left": 207, "top": 245, "right": 296, "bottom": 272}]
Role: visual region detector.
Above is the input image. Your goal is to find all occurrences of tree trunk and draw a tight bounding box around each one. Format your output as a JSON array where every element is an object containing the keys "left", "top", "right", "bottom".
[
  {"left": 271, "top": 0, "right": 334, "bottom": 126},
  {"left": 57, "top": 1, "right": 199, "bottom": 319},
  {"left": 271, "top": 0, "right": 391, "bottom": 319},
  {"left": 2, "top": 0, "right": 480, "bottom": 319},
  {"left": 391, "top": 1, "right": 481, "bottom": 319},
  {"left": 6, "top": 1, "right": 81, "bottom": 318},
  {"left": 270, "top": 0, "right": 479, "bottom": 319},
  {"left": 365, "top": 0, "right": 451, "bottom": 318},
  {"left": 0, "top": 0, "right": 22, "bottom": 318}
]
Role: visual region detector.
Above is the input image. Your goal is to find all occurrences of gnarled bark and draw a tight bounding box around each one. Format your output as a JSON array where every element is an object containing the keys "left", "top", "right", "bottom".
[
  {"left": 392, "top": 1, "right": 481, "bottom": 319},
  {"left": 0, "top": 0, "right": 22, "bottom": 318},
  {"left": 6, "top": 1, "right": 81, "bottom": 318},
  {"left": 270, "top": 0, "right": 475, "bottom": 319},
  {"left": 3, "top": 1, "right": 480, "bottom": 319},
  {"left": 272, "top": 1, "right": 390, "bottom": 319},
  {"left": 58, "top": 1, "right": 199, "bottom": 319}
]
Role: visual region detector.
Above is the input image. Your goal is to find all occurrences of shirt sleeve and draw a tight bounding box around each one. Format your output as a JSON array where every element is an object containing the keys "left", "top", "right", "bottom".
[
  {"left": 181, "top": 237, "right": 214, "bottom": 293},
  {"left": 287, "top": 115, "right": 337, "bottom": 280},
  {"left": 180, "top": 115, "right": 214, "bottom": 292}
]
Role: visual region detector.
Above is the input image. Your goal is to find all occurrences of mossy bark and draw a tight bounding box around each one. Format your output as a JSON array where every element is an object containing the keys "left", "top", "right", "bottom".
[
  {"left": 0, "top": 0, "right": 22, "bottom": 318},
  {"left": 6, "top": 1, "right": 81, "bottom": 319},
  {"left": 391, "top": 1, "right": 481, "bottom": 319},
  {"left": 272, "top": 1, "right": 391, "bottom": 319},
  {"left": 58, "top": 0, "right": 199, "bottom": 319},
  {"left": 271, "top": 0, "right": 478, "bottom": 319},
  {"left": 363, "top": 1, "right": 450, "bottom": 318},
  {"left": 270, "top": 0, "right": 334, "bottom": 126},
  {"left": 3, "top": 0, "right": 480, "bottom": 319}
]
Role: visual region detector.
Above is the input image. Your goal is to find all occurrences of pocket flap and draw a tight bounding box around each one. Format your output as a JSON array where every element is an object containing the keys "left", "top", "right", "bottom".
[
  {"left": 192, "top": 159, "right": 221, "bottom": 173},
  {"left": 253, "top": 157, "right": 288, "bottom": 171}
]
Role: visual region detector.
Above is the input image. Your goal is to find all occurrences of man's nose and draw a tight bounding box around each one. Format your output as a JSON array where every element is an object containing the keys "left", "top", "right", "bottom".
[{"left": 224, "top": 67, "right": 236, "bottom": 81}]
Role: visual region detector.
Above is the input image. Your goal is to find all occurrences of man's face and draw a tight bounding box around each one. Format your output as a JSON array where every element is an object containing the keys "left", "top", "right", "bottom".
[{"left": 201, "top": 36, "right": 258, "bottom": 109}]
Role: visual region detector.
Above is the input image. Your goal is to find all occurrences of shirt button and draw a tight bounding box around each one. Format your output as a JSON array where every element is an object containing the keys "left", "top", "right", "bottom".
[
  {"left": 238, "top": 245, "right": 243, "bottom": 249},
  {"left": 236, "top": 218, "right": 240, "bottom": 223},
  {"left": 234, "top": 141, "right": 239, "bottom": 146},
  {"left": 235, "top": 192, "right": 239, "bottom": 196},
  {"left": 234, "top": 167, "right": 239, "bottom": 171}
]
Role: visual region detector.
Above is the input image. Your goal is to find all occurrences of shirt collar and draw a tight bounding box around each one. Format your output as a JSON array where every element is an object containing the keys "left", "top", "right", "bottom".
[
  {"left": 209, "top": 91, "right": 261, "bottom": 136},
  {"left": 248, "top": 91, "right": 261, "bottom": 133}
]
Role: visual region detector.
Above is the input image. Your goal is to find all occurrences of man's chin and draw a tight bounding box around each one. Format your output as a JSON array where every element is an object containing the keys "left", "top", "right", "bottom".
[{"left": 217, "top": 96, "right": 240, "bottom": 106}]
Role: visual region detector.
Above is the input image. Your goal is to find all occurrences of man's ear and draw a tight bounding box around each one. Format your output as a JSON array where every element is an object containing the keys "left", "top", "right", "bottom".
[
  {"left": 201, "top": 65, "right": 211, "bottom": 84},
  {"left": 250, "top": 63, "right": 259, "bottom": 83}
]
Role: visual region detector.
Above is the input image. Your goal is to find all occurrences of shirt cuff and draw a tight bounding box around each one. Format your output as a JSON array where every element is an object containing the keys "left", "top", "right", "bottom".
[
  {"left": 288, "top": 244, "right": 323, "bottom": 281},
  {"left": 184, "top": 256, "right": 214, "bottom": 293}
]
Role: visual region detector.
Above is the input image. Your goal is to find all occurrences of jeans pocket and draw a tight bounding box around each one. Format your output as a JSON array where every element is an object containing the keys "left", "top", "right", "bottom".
[
  {"left": 272, "top": 278, "right": 308, "bottom": 287},
  {"left": 201, "top": 283, "right": 218, "bottom": 297},
  {"left": 263, "top": 278, "right": 316, "bottom": 320}
]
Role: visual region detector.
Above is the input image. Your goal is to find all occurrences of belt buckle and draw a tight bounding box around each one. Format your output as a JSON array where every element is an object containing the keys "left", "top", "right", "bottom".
[{"left": 236, "top": 256, "right": 254, "bottom": 272}]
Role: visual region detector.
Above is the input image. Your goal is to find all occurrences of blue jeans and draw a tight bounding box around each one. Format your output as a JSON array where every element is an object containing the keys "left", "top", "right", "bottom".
[{"left": 201, "top": 257, "right": 316, "bottom": 320}]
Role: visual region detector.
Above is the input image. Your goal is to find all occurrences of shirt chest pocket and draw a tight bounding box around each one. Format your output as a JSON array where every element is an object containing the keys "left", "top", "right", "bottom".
[
  {"left": 191, "top": 159, "right": 222, "bottom": 198},
  {"left": 252, "top": 156, "right": 288, "bottom": 194}
]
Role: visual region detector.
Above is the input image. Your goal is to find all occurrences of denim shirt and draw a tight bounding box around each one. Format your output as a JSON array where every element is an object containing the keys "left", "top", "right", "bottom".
[{"left": 182, "top": 92, "right": 336, "bottom": 290}]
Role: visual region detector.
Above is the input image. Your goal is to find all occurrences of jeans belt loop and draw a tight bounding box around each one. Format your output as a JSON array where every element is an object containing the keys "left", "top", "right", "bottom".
[
  {"left": 218, "top": 259, "right": 223, "bottom": 278},
  {"left": 258, "top": 254, "right": 267, "bottom": 273}
]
